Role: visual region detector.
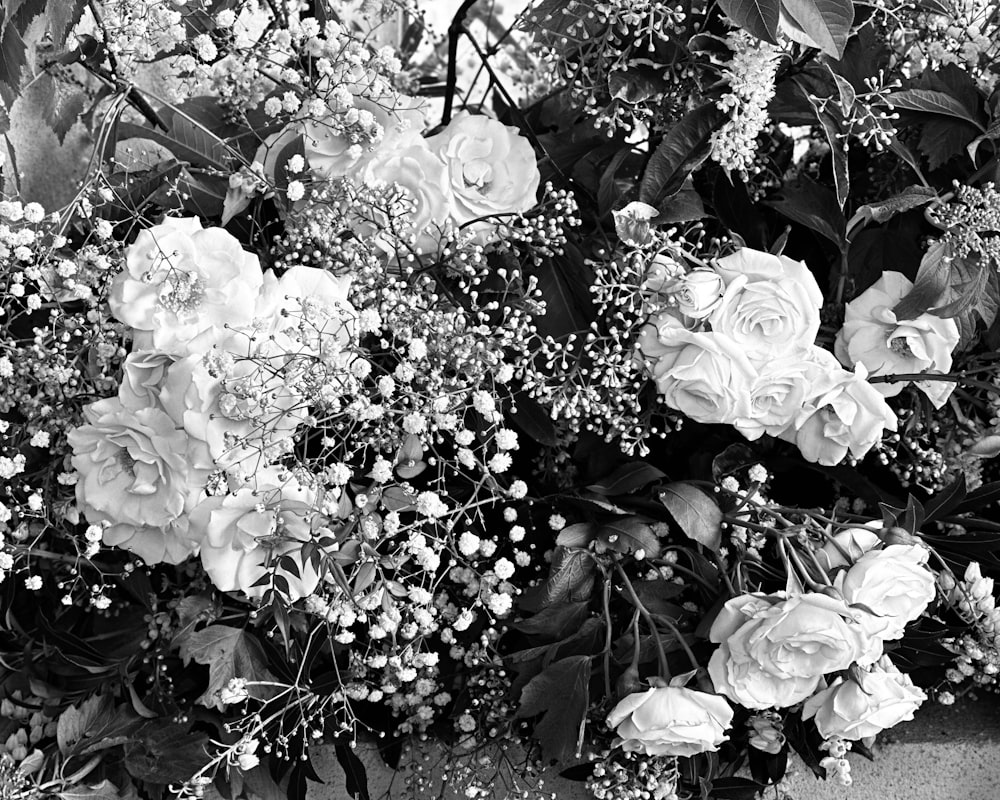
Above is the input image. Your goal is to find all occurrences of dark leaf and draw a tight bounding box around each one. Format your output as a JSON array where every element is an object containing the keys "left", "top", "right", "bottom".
[
  {"left": 124, "top": 723, "right": 210, "bottom": 784},
  {"left": 513, "top": 600, "right": 592, "bottom": 642},
  {"left": 716, "top": 0, "right": 780, "bottom": 43},
  {"left": 890, "top": 89, "right": 985, "bottom": 128},
  {"left": 849, "top": 185, "right": 938, "bottom": 228},
  {"left": 541, "top": 548, "right": 597, "bottom": 606},
  {"left": 796, "top": 83, "right": 849, "bottom": 207},
  {"left": 763, "top": 174, "right": 846, "bottom": 249},
  {"left": 596, "top": 518, "right": 662, "bottom": 559},
  {"left": 918, "top": 118, "right": 982, "bottom": 169},
  {"left": 556, "top": 522, "right": 599, "bottom": 548},
  {"left": 923, "top": 474, "right": 967, "bottom": 523},
  {"left": 515, "top": 655, "right": 592, "bottom": 764},
  {"left": 587, "top": 462, "right": 667, "bottom": 496},
  {"left": 177, "top": 625, "right": 277, "bottom": 711},
  {"left": 659, "top": 483, "right": 723, "bottom": 552},
  {"left": 510, "top": 392, "right": 559, "bottom": 447},
  {"left": 709, "top": 777, "right": 768, "bottom": 800},
  {"left": 335, "top": 744, "right": 370, "bottom": 800},
  {"left": 530, "top": 242, "right": 596, "bottom": 339},
  {"left": 954, "top": 481, "right": 1000, "bottom": 515},
  {"left": 639, "top": 104, "right": 726, "bottom": 206},
  {"left": 656, "top": 178, "right": 708, "bottom": 222}
]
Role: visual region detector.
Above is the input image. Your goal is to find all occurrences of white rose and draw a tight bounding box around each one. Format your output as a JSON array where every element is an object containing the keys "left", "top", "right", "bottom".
[
  {"left": 803, "top": 659, "right": 926, "bottom": 741},
  {"left": 644, "top": 325, "right": 756, "bottom": 426},
  {"left": 118, "top": 350, "right": 176, "bottom": 410},
  {"left": 362, "top": 138, "right": 453, "bottom": 255},
  {"left": 426, "top": 112, "right": 540, "bottom": 240},
  {"left": 708, "top": 592, "right": 875, "bottom": 709},
  {"left": 734, "top": 354, "right": 816, "bottom": 441},
  {"left": 303, "top": 90, "right": 425, "bottom": 180},
  {"left": 109, "top": 217, "right": 264, "bottom": 357},
  {"left": 714, "top": 248, "right": 824, "bottom": 309},
  {"left": 835, "top": 271, "right": 960, "bottom": 408},
  {"left": 710, "top": 273, "right": 820, "bottom": 359},
  {"left": 191, "top": 469, "right": 329, "bottom": 601},
  {"left": 607, "top": 686, "right": 734, "bottom": 757},
  {"left": 158, "top": 336, "right": 308, "bottom": 473},
  {"left": 640, "top": 252, "right": 685, "bottom": 295},
  {"left": 673, "top": 269, "right": 727, "bottom": 320},
  {"left": 67, "top": 397, "right": 212, "bottom": 564},
  {"left": 835, "top": 544, "right": 937, "bottom": 643},
  {"left": 787, "top": 364, "right": 898, "bottom": 466}
]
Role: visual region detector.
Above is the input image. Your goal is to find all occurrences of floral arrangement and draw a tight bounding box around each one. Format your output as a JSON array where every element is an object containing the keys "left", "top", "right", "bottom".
[{"left": 2, "top": 1, "right": 1000, "bottom": 800}]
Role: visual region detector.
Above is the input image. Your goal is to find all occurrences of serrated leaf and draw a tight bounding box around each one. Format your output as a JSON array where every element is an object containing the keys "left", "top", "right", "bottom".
[
  {"left": 890, "top": 89, "right": 984, "bottom": 129},
  {"left": 717, "top": 0, "right": 780, "bottom": 43},
  {"left": 587, "top": 462, "right": 667, "bottom": 496},
  {"left": 57, "top": 694, "right": 104, "bottom": 755},
  {"left": 542, "top": 548, "right": 597, "bottom": 605},
  {"left": 515, "top": 655, "right": 591, "bottom": 764},
  {"left": 596, "top": 518, "right": 661, "bottom": 559},
  {"left": 659, "top": 483, "right": 723, "bottom": 552},
  {"left": 781, "top": 0, "right": 853, "bottom": 58},
  {"left": 849, "top": 185, "right": 938, "bottom": 229},
  {"left": 639, "top": 104, "right": 725, "bottom": 205},
  {"left": 177, "top": 625, "right": 277, "bottom": 711},
  {"left": 124, "top": 723, "right": 210, "bottom": 784}
]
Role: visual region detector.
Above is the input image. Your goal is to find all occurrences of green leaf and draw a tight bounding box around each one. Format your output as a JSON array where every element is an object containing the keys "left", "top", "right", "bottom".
[
  {"left": 555, "top": 522, "right": 598, "bottom": 548},
  {"left": 763, "top": 174, "right": 846, "bottom": 249},
  {"left": 848, "top": 185, "right": 938, "bottom": 230},
  {"left": 124, "top": 723, "right": 210, "bottom": 784},
  {"left": 514, "top": 599, "right": 592, "bottom": 641},
  {"left": 177, "top": 625, "right": 277, "bottom": 711},
  {"left": 795, "top": 79, "right": 849, "bottom": 208},
  {"left": 587, "top": 462, "right": 667, "bottom": 496},
  {"left": 780, "top": 0, "right": 853, "bottom": 58},
  {"left": 890, "top": 89, "right": 984, "bottom": 129},
  {"left": 515, "top": 655, "right": 592, "bottom": 764},
  {"left": 659, "top": 483, "right": 723, "bottom": 552},
  {"left": 57, "top": 780, "right": 122, "bottom": 800},
  {"left": 892, "top": 239, "right": 953, "bottom": 320},
  {"left": 57, "top": 694, "right": 104, "bottom": 755},
  {"left": 717, "top": 0, "right": 780, "bottom": 43},
  {"left": 596, "top": 518, "right": 662, "bottom": 559},
  {"left": 114, "top": 137, "right": 176, "bottom": 173},
  {"left": 639, "top": 104, "right": 725, "bottom": 206}
]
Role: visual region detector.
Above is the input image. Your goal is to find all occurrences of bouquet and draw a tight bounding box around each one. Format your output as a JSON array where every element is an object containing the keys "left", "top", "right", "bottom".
[{"left": 1, "top": 1, "right": 1000, "bottom": 799}]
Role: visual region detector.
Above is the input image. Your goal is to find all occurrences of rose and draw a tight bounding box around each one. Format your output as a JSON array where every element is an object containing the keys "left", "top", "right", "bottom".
[
  {"left": 803, "top": 659, "right": 926, "bottom": 741},
  {"left": 190, "top": 469, "right": 329, "bottom": 600},
  {"left": 426, "top": 112, "right": 540, "bottom": 239},
  {"left": 362, "top": 138, "right": 453, "bottom": 255},
  {"left": 158, "top": 336, "right": 308, "bottom": 474},
  {"left": 710, "top": 274, "right": 820, "bottom": 359},
  {"left": 733, "top": 354, "right": 816, "bottom": 441},
  {"left": 118, "top": 350, "right": 175, "bottom": 410},
  {"left": 815, "top": 525, "right": 883, "bottom": 571},
  {"left": 643, "top": 324, "right": 756, "bottom": 426},
  {"left": 254, "top": 265, "right": 357, "bottom": 366},
  {"left": 714, "top": 248, "right": 824, "bottom": 309},
  {"left": 109, "top": 217, "right": 264, "bottom": 357},
  {"left": 835, "top": 271, "right": 960, "bottom": 408},
  {"left": 835, "top": 544, "right": 937, "bottom": 643},
  {"left": 786, "top": 363, "right": 898, "bottom": 466},
  {"left": 607, "top": 686, "right": 734, "bottom": 757},
  {"left": 640, "top": 252, "right": 684, "bottom": 295},
  {"left": 670, "top": 269, "right": 726, "bottom": 320},
  {"left": 303, "top": 89, "right": 425, "bottom": 180},
  {"left": 67, "top": 397, "right": 212, "bottom": 564},
  {"left": 708, "top": 592, "right": 875, "bottom": 709}
]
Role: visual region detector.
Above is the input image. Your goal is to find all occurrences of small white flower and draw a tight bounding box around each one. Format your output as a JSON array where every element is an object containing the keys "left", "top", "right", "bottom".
[
  {"left": 458, "top": 532, "right": 481, "bottom": 557},
  {"left": 24, "top": 576, "right": 42, "bottom": 590},
  {"left": 494, "top": 558, "right": 515, "bottom": 580}
]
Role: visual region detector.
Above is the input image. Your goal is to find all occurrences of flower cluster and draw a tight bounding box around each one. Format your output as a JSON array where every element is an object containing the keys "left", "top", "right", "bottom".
[{"left": 638, "top": 247, "right": 899, "bottom": 465}]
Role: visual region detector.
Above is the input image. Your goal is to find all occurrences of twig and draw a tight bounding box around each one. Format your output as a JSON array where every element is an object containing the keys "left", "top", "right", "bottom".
[{"left": 442, "top": 0, "right": 480, "bottom": 126}]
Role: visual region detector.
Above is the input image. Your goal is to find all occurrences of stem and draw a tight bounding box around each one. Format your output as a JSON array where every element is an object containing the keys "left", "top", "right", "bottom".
[
  {"left": 602, "top": 572, "right": 613, "bottom": 698},
  {"left": 615, "top": 563, "right": 670, "bottom": 679},
  {"left": 442, "top": 0, "right": 480, "bottom": 125}
]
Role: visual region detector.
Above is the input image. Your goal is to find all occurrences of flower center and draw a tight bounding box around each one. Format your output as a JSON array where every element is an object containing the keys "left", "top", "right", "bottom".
[
  {"left": 117, "top": 448, "right": 136, "bottom": 478},
  {"left": 888, "top": 335, "right": 913, "bottom": 357},
  {"left": 462, "top": 160, "right": 493, "bottom": 191}
]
